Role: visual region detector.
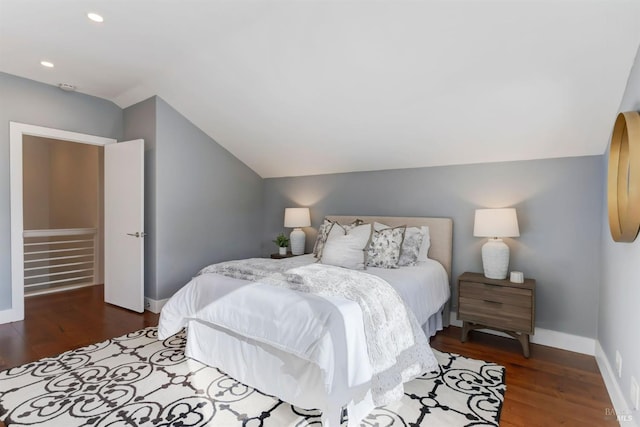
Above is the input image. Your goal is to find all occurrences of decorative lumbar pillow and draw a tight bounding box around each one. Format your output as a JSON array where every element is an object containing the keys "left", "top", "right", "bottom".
[
  {"left": 398, "top": 226, "right": 425, "bottom": 266},
  {"left": 367, "top": 226, "right": 406, "bottom": 269},
  {"left": 321, "top": 223, "right": 372, "bottom": 270}
]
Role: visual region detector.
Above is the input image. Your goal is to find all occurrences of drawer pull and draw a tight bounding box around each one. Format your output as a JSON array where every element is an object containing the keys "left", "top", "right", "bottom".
[{"left": 483, "top": 300, "right": 502, "bottom": 305}]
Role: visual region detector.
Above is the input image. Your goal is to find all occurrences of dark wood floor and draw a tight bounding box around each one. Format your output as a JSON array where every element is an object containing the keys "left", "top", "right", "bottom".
[
  {"left": 430, "top": 327, "right": 616, "bottom": 426},
  {"left": 0, "top": 286, "right": 615, "bottom": 426},
  {"left": 0, "top": 285, "right": 159, "bottom": 371}
]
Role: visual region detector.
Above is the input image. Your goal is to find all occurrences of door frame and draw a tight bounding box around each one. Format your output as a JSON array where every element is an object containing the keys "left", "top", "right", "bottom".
[{"left": 2, "top": 122, "right": 116, "bottom": 324}]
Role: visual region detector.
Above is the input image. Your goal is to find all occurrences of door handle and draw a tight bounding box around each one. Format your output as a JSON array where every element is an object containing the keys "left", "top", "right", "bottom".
[{"left": 126, "top": 232, "right": 147, "bottom": 238}]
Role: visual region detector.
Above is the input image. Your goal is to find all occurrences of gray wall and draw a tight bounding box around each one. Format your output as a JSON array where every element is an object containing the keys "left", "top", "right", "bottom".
[
  {"left": 2, "top": 74, "right": 263, "bottom": 310},
  {"left": 264, "top": 155, "right": 604, "bottom": 338},
  {"left": 124, "top": 96, "right": 264, "bottom": 301},
  {"left": 0, "top": 72, "right": 122, "bottom": 310},
  {"left": 154, "top": 98, "right": 263, "bottom": 299},
  {"left": 600, "top": 44, "right": 640, "bottom": 417}
]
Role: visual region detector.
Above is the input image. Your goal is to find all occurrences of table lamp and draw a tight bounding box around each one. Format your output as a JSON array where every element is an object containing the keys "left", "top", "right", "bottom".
[{"left": 473, "top": 208, "right": 520, "bottom": 279}]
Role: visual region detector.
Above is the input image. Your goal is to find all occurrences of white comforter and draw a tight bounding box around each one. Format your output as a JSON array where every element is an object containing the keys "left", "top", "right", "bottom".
[{"left": 158, "top": 255, "right": 449, "bottom": 426}]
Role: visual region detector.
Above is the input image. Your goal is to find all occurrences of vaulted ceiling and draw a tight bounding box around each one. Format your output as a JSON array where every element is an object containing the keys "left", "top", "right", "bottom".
[{"left": 1, "top": 1, "right": 639, "bottom": 177}]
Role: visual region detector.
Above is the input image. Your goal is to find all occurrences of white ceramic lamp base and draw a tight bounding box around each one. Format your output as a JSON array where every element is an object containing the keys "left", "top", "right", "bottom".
[
  {"left": 290, "top": 228, "right": 306, "bottom": 255},
  {"left": 481, "top": 238, "right": 510, "bottom": 279}
]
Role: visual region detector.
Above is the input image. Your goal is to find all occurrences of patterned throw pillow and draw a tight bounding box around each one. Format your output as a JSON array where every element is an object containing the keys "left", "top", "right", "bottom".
[
  {"left": 366, "top": 226, "right": 406, "bottom": 269},
  {"left": 313, "top": 219, "right": 334, "bottom": 257},
  {"left": 398, "top": 226, "right": 426, "bottom": 266}
]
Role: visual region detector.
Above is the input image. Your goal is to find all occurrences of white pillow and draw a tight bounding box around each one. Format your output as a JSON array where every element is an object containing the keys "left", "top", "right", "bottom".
[
  {"left": 321, "top": 223, "right": 372, "bottom": 270},
  {"left": 417, "top": 226, "right": 431, "bottom": 261},
  {"left": 314, "top": 219, "right": 364, "bottom": 258}
]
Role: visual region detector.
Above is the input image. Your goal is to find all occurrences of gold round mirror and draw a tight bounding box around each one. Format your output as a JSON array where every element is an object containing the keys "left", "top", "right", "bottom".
[{"left": 608, "top": 111, "right": 640, "bottom": 242}]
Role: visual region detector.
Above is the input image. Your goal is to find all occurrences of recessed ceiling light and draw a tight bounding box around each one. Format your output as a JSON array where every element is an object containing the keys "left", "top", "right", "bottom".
[
  {"left": 40, "top": 61, "right": 54, "bottom": 68},
  {"left": 87, "top": 12, "right": 104, "bottom": 23}
]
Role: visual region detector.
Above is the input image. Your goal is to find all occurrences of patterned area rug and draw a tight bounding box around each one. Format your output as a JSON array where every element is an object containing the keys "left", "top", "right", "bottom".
[{"left": 0, "top": 327, "right": 505, "bottom": 426}]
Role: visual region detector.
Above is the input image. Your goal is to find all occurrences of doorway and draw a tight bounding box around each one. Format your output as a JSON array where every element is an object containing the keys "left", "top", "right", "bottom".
[
  {"left": 22, "top": 135, "right": 103, "bottom": 296},
  {"left": 5, "top": 123, "right": 115, "bottom": 323}
]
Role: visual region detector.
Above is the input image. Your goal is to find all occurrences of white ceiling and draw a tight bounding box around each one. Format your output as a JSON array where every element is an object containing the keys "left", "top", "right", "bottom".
[{"left": 1, "top": 1, "right": 640, "bottom": 178}]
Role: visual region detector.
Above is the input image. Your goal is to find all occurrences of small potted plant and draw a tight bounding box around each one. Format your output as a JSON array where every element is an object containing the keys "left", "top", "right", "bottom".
[{"left": 273, "top": 233, "right": 290, "bottom": 255}]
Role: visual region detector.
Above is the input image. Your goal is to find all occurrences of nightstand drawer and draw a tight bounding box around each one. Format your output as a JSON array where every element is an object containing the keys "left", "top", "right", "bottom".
[
  {"left": 460, "top": 281, "right": 532, "bottom": 308},
  {"left": 459, "top": 297, "right": 533, "bottom": 333}
]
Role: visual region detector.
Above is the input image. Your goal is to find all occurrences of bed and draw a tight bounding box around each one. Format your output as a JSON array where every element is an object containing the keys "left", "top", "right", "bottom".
[{"left": 158, "top": 215, "right": 453, "bottom": 426}]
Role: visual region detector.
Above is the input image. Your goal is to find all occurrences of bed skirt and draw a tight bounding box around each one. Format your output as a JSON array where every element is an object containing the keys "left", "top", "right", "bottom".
[{"left": 183, "top": 308, "right": 445, "bottom": 426}]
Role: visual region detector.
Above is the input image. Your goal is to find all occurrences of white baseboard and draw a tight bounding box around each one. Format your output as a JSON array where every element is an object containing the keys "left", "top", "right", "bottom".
[
  {"left": 144, "top": 297, "right": 169, "bottom": 314},
  {"left": 0, "top": 307, "right": 23, "bottom": 324},
  {"left": 448, "top": 312, "right": 596, "bottom": 355},
  {"left": 595, "top": 341, "right": 638, "bottom": 426},
  {"left": 530, "top": 328, "right": 596, "bottom": 355}
]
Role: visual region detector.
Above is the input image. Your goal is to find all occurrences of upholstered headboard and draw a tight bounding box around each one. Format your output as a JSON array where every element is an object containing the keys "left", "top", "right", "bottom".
[{"left": 325, "top": 215, "right": 453, "bottom": 282}]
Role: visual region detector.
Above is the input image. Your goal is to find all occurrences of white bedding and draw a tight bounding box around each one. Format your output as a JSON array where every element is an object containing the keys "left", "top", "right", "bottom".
[
  {"left": 366, "top": 258, "right": 451, "bottom": 332},
  {"left": 159, "top": 271, "right": 373, "bottom": 387},
  {"left": 158, "top": 255, "right": 449, "bottom": 426}
]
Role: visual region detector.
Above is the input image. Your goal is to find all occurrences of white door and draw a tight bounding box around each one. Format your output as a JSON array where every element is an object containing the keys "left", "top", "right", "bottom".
[{"left": 104, "top": 139, "right": 145, "bottom": 312}]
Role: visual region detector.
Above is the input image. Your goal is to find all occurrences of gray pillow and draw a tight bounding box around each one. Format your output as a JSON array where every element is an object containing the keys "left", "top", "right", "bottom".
[{"left": 398, "top": 226, "right": 426, "bottom": 266}]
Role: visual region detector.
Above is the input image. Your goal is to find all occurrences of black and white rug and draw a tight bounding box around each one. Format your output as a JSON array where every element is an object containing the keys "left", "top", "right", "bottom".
[{"left": 0, "top": 327, "right": 505, "bottom": 426}]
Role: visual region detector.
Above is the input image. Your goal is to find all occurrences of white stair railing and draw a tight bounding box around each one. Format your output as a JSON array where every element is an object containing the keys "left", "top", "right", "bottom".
[{"left": 23, "top": 228, "right": 97, "bottom": 295}]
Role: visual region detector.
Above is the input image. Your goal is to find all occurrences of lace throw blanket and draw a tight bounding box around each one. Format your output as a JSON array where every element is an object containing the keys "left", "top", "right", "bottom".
[{"left": 199, "top": 258, "right": 438, "bottom": 406}]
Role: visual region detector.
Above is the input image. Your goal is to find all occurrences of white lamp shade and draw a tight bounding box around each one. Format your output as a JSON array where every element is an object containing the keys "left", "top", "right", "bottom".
[
  {"left": 473, "top": 208, "right": 520, "bottom": 238},
  {"left": 284, "top": 208, "right": 311, "bottom": 228}
]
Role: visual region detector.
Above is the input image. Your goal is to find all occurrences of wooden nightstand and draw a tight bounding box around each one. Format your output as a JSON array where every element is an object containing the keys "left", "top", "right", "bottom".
[
  {"left": 270, "top": 252, "right": 303, "bottom": 259},
  {"left": 457, "top": 272, "right": 535, "bottom": 357}
]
